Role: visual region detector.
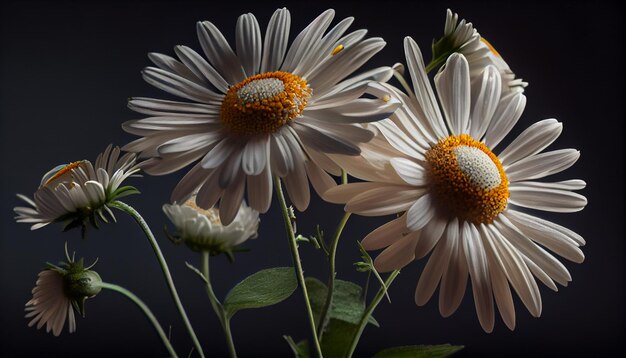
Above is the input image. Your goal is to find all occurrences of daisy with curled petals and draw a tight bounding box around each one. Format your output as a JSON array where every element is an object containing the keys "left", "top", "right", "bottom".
[
  {"left": 326, "top": 37, "right": 587, "bottom": 332},
  {"left": 163, "top": 197, "right": 259, "bottom": 257},
  {"left": 122, "top": 7, "right": 400, "bottom": 224},
  {"left": 14, "top": 144, "right": 139, "bottom": 232},
  {"left": 430, "top": 9, "right": 527, "bottom": 93},
  {"left": 25, "top": 251, "right": 102, "bottom": 336}
]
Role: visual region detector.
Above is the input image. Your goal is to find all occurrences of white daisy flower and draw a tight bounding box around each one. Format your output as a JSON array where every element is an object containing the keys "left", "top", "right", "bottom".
[
  {"left": 163, "top": 197, "right": 259, "bottom": 257},
  {"left": 432, "top": 9, "right": 527, "bottom": 92},
  {"left": 326, "top": 38, "right": 586, "bottom": 332},
  {"left": 14, "top": 144, "right": 140, "bottom": 232},
  {"left": 122, "top": 8, "right": 399, "bottom": 225},
  {"left": 25, "top": 253, "right": 102, "bottom": 336}
]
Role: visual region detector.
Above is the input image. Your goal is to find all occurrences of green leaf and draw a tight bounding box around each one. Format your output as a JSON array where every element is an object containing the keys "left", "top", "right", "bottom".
[
  {"left": 320, "top": 319, "right": 359, "bottom": 358},
  {"left": 223, "top": 267, "right": 297, "bottom": 318},
  {"left": 373, "top": 344, "right": 464, "bottom": 358},
  {"left": 305, "top": 277, "right": 378, "bottom": 326},
  {"left": 283, "top": 335, "right": 309, "bottom": 358}
]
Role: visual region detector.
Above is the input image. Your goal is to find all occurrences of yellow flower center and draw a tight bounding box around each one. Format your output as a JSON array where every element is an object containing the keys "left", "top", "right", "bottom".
[
  {"left": 220, "top": 71, "right": 312, "bottom": 136},
  {"left": 480, "top": 37, "right": 501, "bottom": 58},
  {"left": 425, "top": 134, "right": 509, "bottom": 224},
  {"left": 184, "top": 198, "right": 222, "bottom": 225}
]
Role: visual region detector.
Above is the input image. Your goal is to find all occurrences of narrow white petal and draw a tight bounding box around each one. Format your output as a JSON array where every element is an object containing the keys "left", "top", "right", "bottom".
[
  {"left": 509, "top": 185, "right": 587, "bottom": 213},
  {"left": 390, "top": 157, "right": 427, "bottom": 186},
  {"left": 281, "top": 9, "right": 335, "bottom": 73},
  {"left": 305, "top": 160, "right": 337, "bottom": 201},
  {"left": 505, "top": 149, "right": 580, "bottom": 182},
  {"left": 362, "top": 214, "right": 409, "bottom": 250},
  {"left": 246, "top": 165, "right": 272, "bottom": 213},
  {"left": 236, "top": 13, "right": 262, "bottom": 77},
  {"left": 484, "top": 92, "right": 526, "bottom": 149},
  {"left": 406, "top": 193, "right": 435, "bottom": 231},
  {"left": 346, "top": 186, "right": 423, "bottom": 216},
  {"left": 242, "top": 135, "right": 269, "bottom": 176},
  {"left": 499, "top": 119, "right": 563, "bottom": 165},
  {"left": 324, "top": 182, "right": 387, "bottom": 204},
  {"left": 174, "top": 45, "right": 230, "bottom": 93},
  {"left": 282, "top": 159, "right": 310, "bottom": 212},
  {"left": 465, "top": 224, "right": 495, "bottom": 333},
  {"left": 439, "top": 221, "right": 468, "bottom": 317},
  {"left": 435, "top": 53, "right": 471, "bottom": 135},
  {"left": 196, "top": 21, "right": 246, "bottom": 84},
  {"left": 261, "top": 8, "right": 291, "bottom": 72},
  {"left": 374, "top": 231, "right": 419, "bottom": 272},
  {"left": 470, "top": 65, "right": 501, "bottom": 140},
  {"left": 219, "top": 175, "right": 246, "bottom": 225}
]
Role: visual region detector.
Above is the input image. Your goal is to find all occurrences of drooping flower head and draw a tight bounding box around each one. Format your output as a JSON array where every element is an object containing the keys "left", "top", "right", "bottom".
[
  {"left": 122, "top": 8, "right": 400, "bottom": 224},
  {"left": 164, "top": 197, "right": 259, "bottom": 258},
  {"left": 14, "top": 144, "right": 140, "bottom": 233},
  {"left": 25, "top": 246, "right": 102, "bottom": 336},
  {"left": 431, "top": 9, "right": 527, "bottom": 93},
  {"left": 327, "top": 38, "right": 586, "bottom": 332}
]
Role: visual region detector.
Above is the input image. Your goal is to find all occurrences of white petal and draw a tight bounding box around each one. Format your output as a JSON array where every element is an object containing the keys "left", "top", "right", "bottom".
[
  {"left": 506, "top": 209, "right": 585, "bottom": 246},
  {"left": 305, "top": 160, "right": 337, "bottom": 200},
  {"left": 242, "top": 135, "right": 270, "bottom": 176},
  {"left": 435, "top": 53, "right": 471, "bottom": 135},
  {"left": 439, "top": 221, "right": 468, "bottom": 317},
  {"left": 174, "top": 45, "right": 230, "bottom": 93},
  {"left": 362, "top": 214, "right": 409, "bottom": 250},
  {"left": 346, "top": 186, "right": 423, "bottom": 216},
  {"left": 324, "top": 182, "right": 387, "bottom": 204},
  {"left": 142, "top": 67, "right": 222, "bottom": 103},
  {"left": 374, "top": 231, "right": 419, "bottom": 272},
  {"left": 470, "top": 65, "right": 501, "bottom": 140},
  {"left": 261, "top": 8, "right": 291, "bottom": 72},
  {"left": 246, "top": 164, "right": 272, "bottom": 213},
  {"left": 196, "top": 21, "right": 246, "bottom": 84},
  {"left": 282, "top": 159, "right": 310, "bottom": 212},
  {"left": 499, "top": 119, "right": 563, "bottom": 165},
  {"left": 484, "top": 92, "right": 526, "bottom": 149},
  {"left": 200, "top": 139, "right": 241, "bottom": 169},
  {"left": 390, "top": 157, "right": 427, "bottom": 186},
  {"left": 406, "top": 193, "right": 435, "bottom": 231},
  {"left": 482, "top": 224, "right": 516, "bottom": 330},
  {"left": 505, "top": 149, "right": 580, "bottom": 182},
  {"left": 293, "top": 121, "right": 361, "bottom": 155},
  {"left": 281, "top": 9, "right": 335, "bottom": 73},
  {"left": 464, "top": 224, "right": 495, "bottom": 333},
  {"left": 219, "top": 175, "right": 246, "bottom": 225},
  {"left": 509, "top": 185, "right": 587, "bottom": 213},
  {"left": 236, "top": 13, "right": 262, "bottom": 77},
  {"left": 414, "top": 214, "right": 448, "bottom": 259}
]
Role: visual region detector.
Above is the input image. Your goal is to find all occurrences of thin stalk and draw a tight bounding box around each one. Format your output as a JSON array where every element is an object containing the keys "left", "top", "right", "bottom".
[
  {"left": 201, "top": 252, "right": 237, "bottom": 358},
  {"left": 346, "top": 270, "right": 400, "bottom": 357},
  {"left": 392, "top": 69, "right": 416, "bottom": 98},
  {"left": 273, "top": 177, "right": 323, "bottom": 358},
  {"left": 109, "top": 201, "right": 204, "bottom": 358},
  {"left": 99, "top": 282, "right": 178, "bottom": 358},
  {"left": 316, "top": 211, "right": 351, "bottom": 340}
]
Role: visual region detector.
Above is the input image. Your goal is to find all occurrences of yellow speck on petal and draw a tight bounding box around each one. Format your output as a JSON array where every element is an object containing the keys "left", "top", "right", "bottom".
[
  {"left": 481, "top": 37, "right": 501, "bottom": 58},
  {"left": 43, "top": 161, "right": 86, "bottom": 188},
  {"left": 220, "top": 71, "right": 311, "bottom": 136},
  {"left": 331, "top": 44, "right": 344, "bottom": 56},
  {"left": 382, "top": 94, "right": 391, "bottom": 102},
  {"left": 425, "top": 134, "right": 509, "bottom": 224}
]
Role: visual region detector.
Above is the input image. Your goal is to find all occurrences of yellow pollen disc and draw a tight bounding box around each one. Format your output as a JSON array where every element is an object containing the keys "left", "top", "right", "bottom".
[
  {"left": 425, "top": 134, "right": 509, "bottom": 224},
  {"left": 220, "top": 71, "right": 312, "bottom": 136},
  {"left": 331, "top": 44, "right": 344, "bottom": 56},
  {"left": 480, "top": 37, "right": 502, "bottom": 58},
  {"left": 184, "top": 198, "right": 222, "bottom": 225}
]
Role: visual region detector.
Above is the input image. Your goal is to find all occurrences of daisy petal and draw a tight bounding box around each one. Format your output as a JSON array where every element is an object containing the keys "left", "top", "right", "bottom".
[
  {"left": 435, "top": 53, "right": 471, "bottom": 135},
  {"left": 236, "top": 13, "right": 262, "bottom": 77},
  {"left": 509, "top": 184, "right": 587, "bottom": 213},
  {"left": 374, "top": 231, "right": 419, "bottom": 272},
  {"left": 499, "top": 119, "right": 563, "bottom": 166},
  {"left": 261, "top": 8, "right": 291, "bottom": 73},
  {"left": 506, "top": 149, "right": 580, "bottom": 182}
]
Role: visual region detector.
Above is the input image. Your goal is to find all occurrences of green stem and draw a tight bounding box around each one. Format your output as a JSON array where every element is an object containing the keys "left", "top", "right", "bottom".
[
  {"left": 273, "top": 176, "right": 323, "bottom": 358},
  {"left": 317, "top": 211, "right": 351, "bottom": 340},
  {"left": 201, "top": 252, "right": 237, "bottom": 358},
  {"left": 346, "top": 270, "right": 400, "bottom": 357},
  {"left": 425, "top": 54, "right": 449, "bottom": 74},
  {"left": 110, "top": 201, "right": 205, "bottom": 358},
  {"left": 392, "top": 69, "right": 416, "bottom": 98},
  {"left": 99, "top": 282, "right": 178, "bottom": 358}
]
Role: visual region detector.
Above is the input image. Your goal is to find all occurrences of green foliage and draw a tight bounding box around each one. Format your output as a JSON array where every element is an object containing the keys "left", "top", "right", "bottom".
[
  {"left": 373, "top": 344, "right": 464, "bottom": 358},
  {"left": 284, "top": 335, "right": 309, "bottom": 358},
  {"left": 223, "top": 267, "right": 297, "bottom": 318},
  {"left": 305, "top": 277, "right": 378, "bottom": 326}
]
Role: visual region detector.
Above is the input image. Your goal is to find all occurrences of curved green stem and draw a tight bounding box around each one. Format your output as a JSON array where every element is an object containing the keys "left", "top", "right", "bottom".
[
  {"left": 273, "top": 177, "right": 323, "bottom": 358},
  {"left": 99, "top": 282, "right": 178, "bottom": 358},
  {"left": 346, "top": 270, "right": 400, "bottom": 357},
  {"left": 201, "top": 252, "right": 237, "bottom": 358},
  {"left": 110, "top": 201, "right": 205, "bottom": 358},
  {"left": 317, "top": 211, "right": 351, "bottom": 340}
]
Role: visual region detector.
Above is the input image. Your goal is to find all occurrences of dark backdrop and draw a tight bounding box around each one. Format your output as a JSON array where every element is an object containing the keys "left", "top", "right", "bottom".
[{"left": 1, "top": 1, "right": 623, "bottom": 357}]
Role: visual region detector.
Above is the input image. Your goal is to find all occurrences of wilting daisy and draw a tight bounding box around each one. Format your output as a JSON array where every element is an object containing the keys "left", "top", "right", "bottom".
[
  {"left": 163, "top": 197, "right": 259, "bottom": 257},
  {"left": 14, "top": 144, "right": 139, "bottom": 232},
  {"left": 431, "top": 9, "right": 527, "bottom": 92},
  {"left": 25, "top": 252, "right": 102, "bottom": 336},
  {"left": 326, "top": 38, "right": 586, "bottom": 332},
  {"left": 122, "top": 8, "right": 399, "bottom": 224}
]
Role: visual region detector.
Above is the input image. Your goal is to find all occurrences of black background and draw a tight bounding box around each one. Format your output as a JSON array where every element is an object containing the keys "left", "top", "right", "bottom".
[{"left": 1, "top": 1, "right": 623, "bottom": 357}]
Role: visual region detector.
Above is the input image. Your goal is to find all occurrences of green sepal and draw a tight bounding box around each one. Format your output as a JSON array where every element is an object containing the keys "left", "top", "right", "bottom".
[
  {"left": 223, "top": 267, "right": 297, "bottom": 319},
  {"left": 373, "top": 344, "right": 464, "bottom": 358},
  {"left": 109, "top": 185, "right": 140, "bottom": 200}
]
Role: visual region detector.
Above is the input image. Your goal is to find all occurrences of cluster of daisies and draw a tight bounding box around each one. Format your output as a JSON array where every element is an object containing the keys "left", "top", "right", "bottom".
[{"left": 15, "top": 7, "right": 585, "bottom": 337}]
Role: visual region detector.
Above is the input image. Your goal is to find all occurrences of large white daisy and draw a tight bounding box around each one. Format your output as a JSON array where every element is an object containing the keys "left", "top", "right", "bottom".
[
  {"left": 122, "top": 8, "right": 399, "bottom": 224},
  {"left": 14, "top": 144, "right": 139, "bottom": 231},
  {"left": 326, "top": 37, "right": 586, "bottom": 332}
]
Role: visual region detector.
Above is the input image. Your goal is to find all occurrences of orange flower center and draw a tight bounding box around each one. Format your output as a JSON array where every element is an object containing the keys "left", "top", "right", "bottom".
[
  {"left": 220, "top": 71, "right": 311, "bottom": 135},
  {"left": 425, "top": 134, "right": 509, "bottom": 224}
]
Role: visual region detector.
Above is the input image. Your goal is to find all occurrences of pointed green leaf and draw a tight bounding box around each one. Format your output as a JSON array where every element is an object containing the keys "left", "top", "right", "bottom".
[
  {"left": 320, "top": 319, "right": 359, "bottom": 358},
  {"left": 283, "top": 335, "right": 310, "bottom": 358},
  {"left": 305, "top": 277, "right": 378, "bottom": 326},
  {"left": 223, "top": 267, "right": 297, "bottom": 318},
  {"left": 373, "top": 344, "right": 464, "bottom": 358}
]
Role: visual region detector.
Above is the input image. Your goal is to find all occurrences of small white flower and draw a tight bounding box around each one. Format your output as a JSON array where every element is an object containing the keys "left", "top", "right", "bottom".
[
  {"left": 14, "top": 144, "right": 139, "bottom": 232},
  {"left": 434, "top": 9, "right": 527, "bottom": 92},
  {"left": 123, "top": 8, "right": 399, "bottom": 225},
  {"left": 163, "top": 197, "right": 259, "bottom": 256},
  {"left": 327, "top": 38, "right": 586, "bottom": 332}
]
